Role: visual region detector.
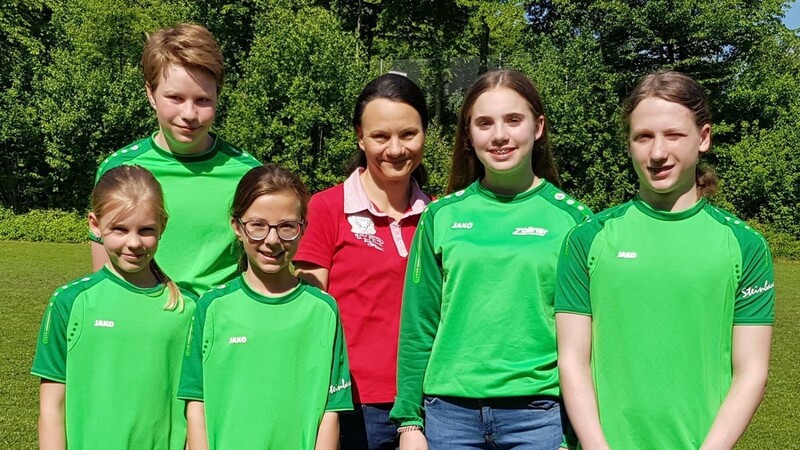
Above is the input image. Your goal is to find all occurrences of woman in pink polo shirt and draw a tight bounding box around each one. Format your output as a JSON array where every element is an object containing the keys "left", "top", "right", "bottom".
[{"left": 295, "top": 73, "right": 432, "bottom": 450}]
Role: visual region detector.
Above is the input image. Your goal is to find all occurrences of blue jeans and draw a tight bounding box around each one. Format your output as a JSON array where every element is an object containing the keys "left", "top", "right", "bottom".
[
  {"left": 340, "top": 403, "right": 399, "bottom": 450},
  {"left": 423, "top": 396, "right": 563, "bottom": 449}
]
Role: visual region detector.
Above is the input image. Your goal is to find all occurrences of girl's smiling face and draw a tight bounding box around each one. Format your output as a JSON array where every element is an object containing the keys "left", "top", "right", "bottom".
[
  {"left": 628, "top": 96, "right": 711, "bottom": 211},
  {"left": 89, "top": 204, "right": 163, "bottom": 286},
  {"left": 357, "top": 98, "right": 425, "bottom": 185},
  {"left": 232, "top": 190, "right": 304, "bottom": 277},
  {"left": 468, "top": 87, "right": 544, "bottom": 191}
]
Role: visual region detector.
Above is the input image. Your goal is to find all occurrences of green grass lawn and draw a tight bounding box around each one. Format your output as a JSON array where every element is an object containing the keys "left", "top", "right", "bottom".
[{"left": 1, "top": 240, "right": 798, "bottom": 448}]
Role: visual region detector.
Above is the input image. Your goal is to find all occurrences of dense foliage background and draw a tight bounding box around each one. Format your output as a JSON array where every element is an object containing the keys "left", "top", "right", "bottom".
[{"left": 2, "top": 0, "right": 799, "bottom": 252}]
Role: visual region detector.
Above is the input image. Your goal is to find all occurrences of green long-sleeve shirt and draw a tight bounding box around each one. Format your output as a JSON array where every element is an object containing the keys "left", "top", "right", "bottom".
[{"left": 391, "top": 180, "right": 591, "bottom": 426}]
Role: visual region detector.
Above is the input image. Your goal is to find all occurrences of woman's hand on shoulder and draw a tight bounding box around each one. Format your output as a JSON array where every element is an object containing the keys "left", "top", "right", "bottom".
[{"left": 399, "top": 429, "right": 428, "bottom": 450}]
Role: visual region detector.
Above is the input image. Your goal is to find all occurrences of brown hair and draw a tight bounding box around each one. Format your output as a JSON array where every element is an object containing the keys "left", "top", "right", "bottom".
[
  {"left": 142, "top": 23, "right": 224, "bottom": 94},
  {"left": 447, "top": 69, "right": 559, "bottom": 193},
  {"left": 621, "top": 70, "right": 717, "bottom": 197},
  {"left": 230, "top": 164, "right": 310, "bottom": 271},
  {"left": 92, "top": 165, "right": 183, "bottom": 311}
]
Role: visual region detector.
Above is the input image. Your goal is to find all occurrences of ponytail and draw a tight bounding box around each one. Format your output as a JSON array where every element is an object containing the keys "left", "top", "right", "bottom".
[
  {"left": 151, "top": 260, "right": 184, "bottom": 312},
  {"left": 696, "top": 164, "right": 718, "bottom": 198}
]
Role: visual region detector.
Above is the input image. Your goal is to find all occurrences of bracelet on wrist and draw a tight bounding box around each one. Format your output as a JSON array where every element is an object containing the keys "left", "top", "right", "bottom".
[{"left": 397, "top": 425, "right": 423, "bottom": 434}]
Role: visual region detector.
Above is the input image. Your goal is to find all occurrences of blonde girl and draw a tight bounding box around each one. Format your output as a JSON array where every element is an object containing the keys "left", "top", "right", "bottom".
[{"left": 32, "top": 164, "right": 195, "bottom": 449}]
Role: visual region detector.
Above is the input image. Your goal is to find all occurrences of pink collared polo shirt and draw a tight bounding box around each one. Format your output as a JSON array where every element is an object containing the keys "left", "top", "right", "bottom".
[{"left": 295, "top": 169, "right": 430, "bottom": 404}]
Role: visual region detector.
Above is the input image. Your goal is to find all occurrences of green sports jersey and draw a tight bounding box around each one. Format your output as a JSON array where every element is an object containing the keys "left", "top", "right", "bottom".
[
  {"left": 93, "top": 133, "right": 261, "bottom": 295},
  {"left": 31, "top": 266, "right": 197, "bottom": 450},
  {"left": 391, "top": 180, "right": 591, "bottom": 427},
  {"left": 555, "top": 197, "right": 775, "bottom": 449},
  {"left": 178, "top": 276, "right": 352, "bottom": 449}
]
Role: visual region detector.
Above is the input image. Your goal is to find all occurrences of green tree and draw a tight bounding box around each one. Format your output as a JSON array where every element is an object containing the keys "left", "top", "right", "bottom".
[
  {"left": 33, "top": 0, "right": 192, "bottom": 210},
  {"left": 528, "top": 33, "right": 632, "bottom": 209},
  {"left": 713, "top": 28, "right": 800, "bottom": 238},
  {"left": 0, "top": 0, "right": 51, "bottom": 210},
  {"left": 220, "top": 2, "right": 368, "bottom": 191},
  {"left": 715, "top": 115, "right": 800, "bottom": 238},
  {"left": 524, "top": 0, "right": 794, "bottom": 215},
  {"left": 373, "top": 0, "right": 472, "bottom": 124},
  {"left": 191, "top": 0, "right": 259, "bottom": 115}
]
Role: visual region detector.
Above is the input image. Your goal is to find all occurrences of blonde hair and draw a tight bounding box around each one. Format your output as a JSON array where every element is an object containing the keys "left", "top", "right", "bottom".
[
  {"left": 92, "top": 165, "right": 184, "bottom": 311},
  {"left": 142, "top": 23, "right": 224, "bottom": 94}
]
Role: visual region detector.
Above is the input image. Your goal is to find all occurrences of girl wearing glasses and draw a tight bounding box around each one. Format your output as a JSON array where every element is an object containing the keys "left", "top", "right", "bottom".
[
  {"left": 391, "top": 69, "right": 590, "bottom": 449},
  {"left": 178, "top": 164, "right": 353, "bottom": 450},
  {"left": 295, "top": 73, "right": 431, "bottom": 450}
]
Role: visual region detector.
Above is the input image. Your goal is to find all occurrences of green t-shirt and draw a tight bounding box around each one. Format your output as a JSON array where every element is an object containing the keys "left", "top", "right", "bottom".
[
  {"left": 93, "top": 133, "right": 262, "bottom": 296},
  {"left": 31, "top": 266, "right": 197, "bottom": 450},
  {"left": 178, "top": 276, "right": 353, "bottom": 449},
  {"left": 391, "top": 180, "right": 592, "bottom": 427},
  {"left": 555, "top": 197, "right": 775, "bottom": 449}
]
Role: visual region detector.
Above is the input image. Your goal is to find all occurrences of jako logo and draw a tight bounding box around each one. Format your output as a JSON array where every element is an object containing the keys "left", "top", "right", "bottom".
[
  {"left": 741, "top": 280, "right": 775, "bottom": 298},
  {"left": 229, "top": 336, "right": 248, "bottom": 344},
  {"left": 512, "top": 227, "right": 548, "bottom": 236},
  {"left": 617, "top": 251, "right": 637, "bottom": 259},
  {"left": 94, "top": 320, "right": 115, "bottom": 328},
  {"left": 451, "top": 222, "right": 473, "bottom": 229}
]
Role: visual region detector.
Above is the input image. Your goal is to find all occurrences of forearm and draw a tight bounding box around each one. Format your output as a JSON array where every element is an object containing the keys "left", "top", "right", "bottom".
[
  {"left": 314, "top": 412, "right": 339, "bottom": 450},
  {"left": 700, "top": 374, "right": 767, "bottom": 450},
  {"left": 39, "top": 412, "right": 66, "bottom": 450},
  {"left": 392, "top": 306, "right": 438, "bottom": 426},
  {"left": 186, "top": 401, "right": 209, "bottom": 450},
  {"left": 559, "top": 358, "right": 609, "bottom": 450},
  {"left": 38, "top": 381, "right": 66, "bottom": 450},
  {"left": 700, "top": 326, "right": 772, "bottom": 450},
  {"left": 293, "top": 262, "right": 329, "bottom": 290},
  {"left": 392, "top": 348, "right": 431, "bottom": 426},
  {"left": 556, "top": 313, "right": 609, "bottom": 450}
]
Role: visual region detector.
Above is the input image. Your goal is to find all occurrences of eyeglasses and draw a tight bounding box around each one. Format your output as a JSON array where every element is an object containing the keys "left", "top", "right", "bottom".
[{"left": 236, "top": 218, "right": 304, "bottom": 241}]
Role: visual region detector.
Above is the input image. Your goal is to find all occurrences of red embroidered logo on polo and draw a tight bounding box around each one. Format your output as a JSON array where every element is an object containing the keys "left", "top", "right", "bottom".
[{"left": 348, "top": 215, "right": 385, "bottom": 251}]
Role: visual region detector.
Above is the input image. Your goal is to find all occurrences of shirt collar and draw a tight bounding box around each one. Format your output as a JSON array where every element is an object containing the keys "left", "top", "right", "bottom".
[{"left": 343, "top": 168, "right": 429, "bottom": 218}]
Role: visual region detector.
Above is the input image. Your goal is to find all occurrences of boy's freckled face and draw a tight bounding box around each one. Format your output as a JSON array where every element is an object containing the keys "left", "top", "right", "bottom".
[{"left": 146, "top": 64, "right": 217, "bottom": 154}]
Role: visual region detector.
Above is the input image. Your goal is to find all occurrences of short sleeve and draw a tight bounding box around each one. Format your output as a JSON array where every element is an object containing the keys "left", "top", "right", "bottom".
[
  {"left": 294, "top": 193, "right": 338, "bottom": 270},
  {"left": 554, "top": 223, "right": 596, "bottom": 316},
  {"left": 31, "top": 288, "right": 79, "bottom": 382},
  {"left": 325, "top": 312, "right": 353, "bottom": 412},
  {"left": 178, "top": 296, "right": 212, "bottom": 401},
  {"left": 733, "top": 231, "right": 775, "bottom": 325}
]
